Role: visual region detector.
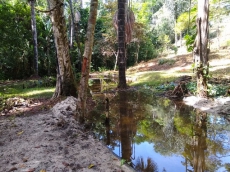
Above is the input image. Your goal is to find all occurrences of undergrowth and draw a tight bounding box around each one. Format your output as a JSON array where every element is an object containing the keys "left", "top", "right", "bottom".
[
  {"left": 155, "top": 80, "right": 228, "bottom": 97},
  {"left": 158, "top": 58, "right": 176, "bottom": 65},
  {"left": 0, "top": 77, "right": 55, "bottom": 112}
]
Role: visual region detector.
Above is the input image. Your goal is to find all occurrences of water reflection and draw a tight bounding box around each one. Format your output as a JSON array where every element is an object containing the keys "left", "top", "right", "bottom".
[
  {"left": 119, "top": 91, "right": 136, "bottom": 167},
  {"left": 183, "top": 111, "right": 207, "bottom": 172},
  {"left": 87, "top": 80, "right": 230, "bottom": 171},
  {"left": 105, "top": 98, "right": 110, "bottom": 145},
  {"left": 135, "top": 157, "right": 158, "bottom": 172}
]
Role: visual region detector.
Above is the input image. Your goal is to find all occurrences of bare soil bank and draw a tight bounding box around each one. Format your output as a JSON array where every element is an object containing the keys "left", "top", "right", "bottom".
[{"left": 0, "top": 97, "right": 134, "bottom": 172}]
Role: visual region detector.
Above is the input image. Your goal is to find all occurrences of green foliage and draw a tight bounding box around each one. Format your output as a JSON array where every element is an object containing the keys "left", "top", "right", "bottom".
[
  {"left": 155, "top": 18, "right": 175, "bottom": 44},
  {"left": 2, "top": 0, "right": 229, "bottom": 83},
  {"left": 0, "top": 1, "right": 56, "bottom": 79},
  {"left": 69, "top": 8, "right": 90, "bottom": 73},
  {"left": 186, "top": 81, "right": 228, "bottom": 97},
  {"left": 207, "top": 84, "right": 228, "bottom": 97},
  {"left": 158, "top": 58, "right": 176, "bottom": 65},
  {"left": 133, "top": 1, "right": 153, "bottom": 25},
  {"left": 175, "top": 8, "right": 197, "bottom": 34},
  {"left": 174, "top": 116, "right": 193, "bottom": 136},
  {"left": 186, "top": 82, "right": 197, "bottom": 95},
  {"left": 225, "top": 40, "right": 230, "bottom": 46},
  {"left": 170, "top": 45, "right": 178, "bottom": 54},
  {"left": 184, "top": 34, "right": 196, "bottom": 52},
  {"left": 0, "top": 2, "right": 31, "bottom": 79},
  {"left": 156, "top": 82, "right": 175, "bottom": 91},
  {"left": 98, "top": 67, "right": 107, "bottom": 72},
  {"left": 120, "top": 159, "right": 126, "bottom": 166}
]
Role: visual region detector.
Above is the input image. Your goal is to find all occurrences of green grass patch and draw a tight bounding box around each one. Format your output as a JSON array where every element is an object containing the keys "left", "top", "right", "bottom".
[
  {"left": 158, "top": 58, "right": 176, "bottom": 65},
  {"left": 0, "top": 86, "right": 54, "bottom": 99},
  {"left": 0, "top": 79, "right": 55, "bottom": 112},
  {"left": 128, "top": 71, "right": 179, "bottom": 87}
]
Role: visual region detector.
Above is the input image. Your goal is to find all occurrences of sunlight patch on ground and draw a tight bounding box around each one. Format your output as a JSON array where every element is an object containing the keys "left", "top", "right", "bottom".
[
  {"left": 21, "top": 88, "right": 54, "bottom": 97},
  {"left": 209, "top": 58, "right": 230, "bottom": 72},
  {"left": 129, "top": 71, "right": 190, "bottom": 86},
  {"left": 167, "top": 65, "right": 192, "bottom": 73}
]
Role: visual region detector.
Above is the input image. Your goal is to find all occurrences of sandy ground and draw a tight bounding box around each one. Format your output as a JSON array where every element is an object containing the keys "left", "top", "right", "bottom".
[
  {"left": 0, "top": 97, "right": 134, "bottom": 172},
  {"left": 184, "top": 96, "right": 230, "bottom": 116}
]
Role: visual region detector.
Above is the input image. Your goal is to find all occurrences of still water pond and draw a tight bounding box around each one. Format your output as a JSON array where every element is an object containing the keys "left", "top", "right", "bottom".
[{"left": 87, "top": 79, "right": 230, "bottom": 172}]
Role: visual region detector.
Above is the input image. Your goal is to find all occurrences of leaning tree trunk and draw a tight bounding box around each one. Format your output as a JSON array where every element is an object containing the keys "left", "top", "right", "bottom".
[
  {"left": 194, "top": 0, "right": 209, "bottom": 97},
  {"left": 29, "top": 0, "right": 39, "bottom": 77},
  {"left": 78, "top": 0, "right": 98, "bottom": 119},
  {"left": 117, "top": 0, "right": 127, "bottom": 89},
  {"left": 48, "top": 0, "right": 77, "bottom": 98}
]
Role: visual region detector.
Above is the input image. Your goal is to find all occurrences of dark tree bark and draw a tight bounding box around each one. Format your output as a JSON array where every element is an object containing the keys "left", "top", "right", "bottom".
[
  {"left": 29, "top": 0, "right": 39, "bottom": 76},
  {"left": 117, "top": 0, "right": 127, "bottom": 89},
  {"left": 77, "top": 0, "right": 98, "bottom": 118},
  {"left": 48, "top": 0, "right": 77, "bottom": 98},
  {"left": 194, "top": 0, "right": 209, "bottom": 97}
]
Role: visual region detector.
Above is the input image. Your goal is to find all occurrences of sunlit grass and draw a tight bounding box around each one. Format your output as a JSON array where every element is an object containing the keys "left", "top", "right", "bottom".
[
  {"left": 0, "top": 79, "right": 55, "bottom": 112},
  {"left": 0, "top": 86, "right": 55, "bottom": 99},
  {"left": 128, "top": 71, "right": 193, "bottom": 87},
  {"left": 18, "top": 88, "right": 55, "bottom": 98}
]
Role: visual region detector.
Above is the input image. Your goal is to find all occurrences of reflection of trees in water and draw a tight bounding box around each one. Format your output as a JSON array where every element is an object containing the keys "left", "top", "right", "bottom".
[
  {"left": 88, "top": 88, "right": 230, "bottom": 171},
  {"left": 139, "top": 99, "right": 189, "bottom": 156},
  {"left": 107, "top": 90, "right": 151, "bottom": 148},
  {"left": 192, "top": 111, "right": 207, "bottom": 172},
  {"left": 176, "top": 108, "right": 230, "bottom": 171},
  {"left": 175, "top": 108, "right": 207, "bottom": 171},
  {"left": 119, "top": 91, "right": 134, "bottom": 164},
  {"left": 135, "top": 157, "right": 158, "bottom": 172}
]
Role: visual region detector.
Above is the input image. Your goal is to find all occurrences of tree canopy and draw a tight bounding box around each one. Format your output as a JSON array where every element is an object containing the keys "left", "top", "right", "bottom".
[{"left": 0, "top": 0, "right": 230, "bottom": 80}]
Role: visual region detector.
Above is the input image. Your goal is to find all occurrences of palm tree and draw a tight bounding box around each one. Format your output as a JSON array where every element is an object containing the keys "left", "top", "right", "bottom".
[
  {"left": 113, "top": 0, "right": 135, "bottom": 88},
  {"left": 117, "top": 0, "right": 127, "bottom": 88}
]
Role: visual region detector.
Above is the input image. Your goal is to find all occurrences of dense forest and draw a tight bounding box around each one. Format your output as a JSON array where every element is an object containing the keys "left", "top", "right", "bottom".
[
  {"left": 1, "top": 0, "right": 230, "bottom": 102},
  {"left": 1, "top": 0, "right": 229, "bottom": 80}
]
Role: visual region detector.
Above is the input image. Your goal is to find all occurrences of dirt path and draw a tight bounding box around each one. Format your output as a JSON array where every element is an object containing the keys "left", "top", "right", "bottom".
[{"left": 0, "top": 97, "right": 134, "bottom": 172}]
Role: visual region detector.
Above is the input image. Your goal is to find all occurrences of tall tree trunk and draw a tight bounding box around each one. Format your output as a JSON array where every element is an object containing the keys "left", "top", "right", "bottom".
[
  {"left": 194, "top": 0, "right": 209, "bottom": 97},
  {"left": 48, "top": 0, "right": 77, "bottom": 98},
  {"left": 188, "top": 0, "right": 192, "bottom": 34},
  {"left": 135, "top": 42, "right": 140, "bottom": 64},
  {"left": 175, "top": 31, "right": 177, "bottom": 46},
  {"left": 69, "top": 0, "right": 74, "bottom": 49},
  {"left": 117, "top": 0, "right": 127, "bottom": 89},
  {"left": 29, "top": 0, "right": 39, "bottom": 76},
  {"left": 78, "top": 0, "right": 98, "bottom": 118},
  {"left": 69, "top": 0, "right": 82, "bottom": 72},
  {"left": 113, "top": 50, "right": 118, "bottom": 71}
]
